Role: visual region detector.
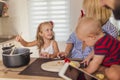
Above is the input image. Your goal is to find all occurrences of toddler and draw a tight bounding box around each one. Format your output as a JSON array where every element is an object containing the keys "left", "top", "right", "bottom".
[{"left": 76, "top": 17, "right": 120, "bottom": 80}]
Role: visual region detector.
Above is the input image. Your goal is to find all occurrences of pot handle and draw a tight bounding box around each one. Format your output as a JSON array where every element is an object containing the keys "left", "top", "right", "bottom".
[
  {"left": 2, "top": 45, "right": 15, "bottom": 51},
  {"left": 25, "top": 52, "right": 32, "bottom": 55},
  {"left": 29, "top": 52, "right": 32, "bottom": 54}
]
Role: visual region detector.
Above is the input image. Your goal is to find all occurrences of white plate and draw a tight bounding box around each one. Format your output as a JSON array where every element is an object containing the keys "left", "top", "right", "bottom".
[{"left": 41, "top": 60, "right": 80, "bottom": 72}]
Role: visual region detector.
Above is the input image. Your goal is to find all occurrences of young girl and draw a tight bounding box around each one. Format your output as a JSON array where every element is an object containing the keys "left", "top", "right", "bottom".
[{"left": 16, "top": 21, "right": 59, "bottom": 58}]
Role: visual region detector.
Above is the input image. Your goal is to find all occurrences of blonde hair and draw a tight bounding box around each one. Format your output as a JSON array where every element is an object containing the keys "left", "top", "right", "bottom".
[
  {"left": 77, "top": 17, "right": 102, "bottom": 36},
  {"left": 36, "top": 21, "right": 55, "bottom": 51},
  {"left": 83, "top": 0, "right": 112, "bottom": 25}
]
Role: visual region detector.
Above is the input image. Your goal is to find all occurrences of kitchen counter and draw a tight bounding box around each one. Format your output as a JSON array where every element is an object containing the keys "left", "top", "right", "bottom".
[{"left": 0, "top": 58, "right": 63, "bottom": 80}]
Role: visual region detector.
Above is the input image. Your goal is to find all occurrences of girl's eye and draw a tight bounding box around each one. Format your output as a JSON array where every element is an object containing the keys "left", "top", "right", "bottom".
[
  {"left": 46, "top": 29, "right": 49, "bottom": 31},
  {"left": 45, "top": 28, "right": 53, "bottom": 32},
  {"left": 51, "top": 29, "right": 53, "bottom": 31}
]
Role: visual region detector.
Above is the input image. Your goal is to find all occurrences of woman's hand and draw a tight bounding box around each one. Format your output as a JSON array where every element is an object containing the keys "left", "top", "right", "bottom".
[{"left": 57, "top": 52, "right": 68, "bottom": 59}]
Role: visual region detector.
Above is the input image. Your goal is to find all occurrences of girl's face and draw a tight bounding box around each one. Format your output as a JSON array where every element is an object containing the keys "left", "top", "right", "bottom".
[{"left": 40, "top": 24, "right": 54, "bottom": 40}]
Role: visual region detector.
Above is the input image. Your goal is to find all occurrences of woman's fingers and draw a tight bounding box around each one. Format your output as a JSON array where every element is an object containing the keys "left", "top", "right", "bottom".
[{"left": 57, "top": 52, "right": 66, "bottom": 58}]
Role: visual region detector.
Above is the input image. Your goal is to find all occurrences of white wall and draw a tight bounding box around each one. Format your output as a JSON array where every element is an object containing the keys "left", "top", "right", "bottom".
[
  {"left": 70, "top": 0, "right": 83, "bottom": 32},
  {"left": 1, "top": 0, "right": 83, "bottom": 38},
  {"left": 1, "top": 0, "right": 83, "bottom": 57},
  {"left": 1, "top": 0, "right": 30, "bottom": 39},
  {"left": 58, "top": 0, "right": 83, "bottom": 52}
]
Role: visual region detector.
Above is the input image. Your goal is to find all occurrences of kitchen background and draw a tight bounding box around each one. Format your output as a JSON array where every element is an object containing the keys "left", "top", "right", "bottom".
[{"left": 0, "top": 0, "right": 120, "bottom": 59}]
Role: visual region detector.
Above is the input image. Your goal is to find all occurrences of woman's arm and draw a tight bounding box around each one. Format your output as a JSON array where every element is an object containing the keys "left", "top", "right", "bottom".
[
  {"left": 102, "top": 21, "right": 118, "bottom": 38},
  {"left": 65, "top": 43, "right": 73, "bottom": 55},
  {"left": 57, "top": 43, "right": 73, "bottom": 58}
]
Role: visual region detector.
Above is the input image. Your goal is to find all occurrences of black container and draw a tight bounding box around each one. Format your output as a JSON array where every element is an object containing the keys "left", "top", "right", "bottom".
[{"left": 2, "top": 48, "right": 32, "bottom": 68}]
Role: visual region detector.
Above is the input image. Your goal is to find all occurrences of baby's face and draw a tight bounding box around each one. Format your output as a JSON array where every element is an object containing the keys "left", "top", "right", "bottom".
[
  {"left": 76, "top": 31, "right": 96, "bottom": 47},
  {"left": 76, "top": 17, "right": 101, "bottom": 46}
]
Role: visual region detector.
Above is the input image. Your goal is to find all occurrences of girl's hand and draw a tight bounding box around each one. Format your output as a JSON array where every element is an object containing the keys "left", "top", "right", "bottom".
[
  {"left": 16, "top": 35, "right": 23, "bottom": 42},
  {"left": 40, "top": 52, "right": 50, "bottom": 58}
]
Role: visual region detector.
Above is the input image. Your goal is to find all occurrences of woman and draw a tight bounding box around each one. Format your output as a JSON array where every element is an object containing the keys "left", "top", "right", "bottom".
[
  {"left": 58, "top": 0, "right": 118, "bottom": 60},
  {"left": 83, "top": 0, "right": 118, "bottom": 38}
]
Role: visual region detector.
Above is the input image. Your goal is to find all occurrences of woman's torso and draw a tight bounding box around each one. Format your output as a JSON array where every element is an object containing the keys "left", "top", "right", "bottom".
[{"left": 66, "top": 32, "right": 93, "bottom": 59}]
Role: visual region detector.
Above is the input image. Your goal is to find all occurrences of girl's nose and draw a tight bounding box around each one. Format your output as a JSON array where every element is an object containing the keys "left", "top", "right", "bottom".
[{"left": 49, "top": 30, "right": 53, "bottom": 34}]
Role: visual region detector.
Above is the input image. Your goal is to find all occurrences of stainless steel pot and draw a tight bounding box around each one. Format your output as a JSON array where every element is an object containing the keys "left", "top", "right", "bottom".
[{"left": 2, "top": 48, "right": 32, "bottom": 68}]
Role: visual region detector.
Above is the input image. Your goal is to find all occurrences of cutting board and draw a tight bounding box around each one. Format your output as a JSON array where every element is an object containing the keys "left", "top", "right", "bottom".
[
  {"left": 41, "top": 60, "right": 80, "bottom": 72},
  {"left": 19, "top": 58, "right": 82, "bottom": 77}
]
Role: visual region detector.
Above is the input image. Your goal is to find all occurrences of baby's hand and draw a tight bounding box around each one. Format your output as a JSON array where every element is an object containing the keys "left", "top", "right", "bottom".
[
  {"left": 57, "top": 52, "right": 67, "bottom": 59},
  {"left": 81, "top": 57, "right": 91, "bottom": 66}
]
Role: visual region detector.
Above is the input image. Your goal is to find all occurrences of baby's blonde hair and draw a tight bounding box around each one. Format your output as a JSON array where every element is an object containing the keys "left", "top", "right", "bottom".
[
  {"left": 83, "top": 0, "right": 111, "bottom": 25},
  {"left": 36, "top": 21, "right": 55, "bottom": 50},
  {"left": 76, "top": 17, "right": 102, "bottom": 36}
]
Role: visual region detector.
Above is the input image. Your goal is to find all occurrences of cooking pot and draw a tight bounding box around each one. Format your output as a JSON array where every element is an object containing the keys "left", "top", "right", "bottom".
[{"left": 2, "top": 48, "right": 32, "bottom": 68}]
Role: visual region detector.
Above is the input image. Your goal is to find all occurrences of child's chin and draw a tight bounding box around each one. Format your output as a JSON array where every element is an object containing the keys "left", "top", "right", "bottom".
[
  {"left": 87, "top": 44, "right": 93, "bottom": 47},
  {"left": 47, "top": 37, "right": 53, "bottom": 39}
]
